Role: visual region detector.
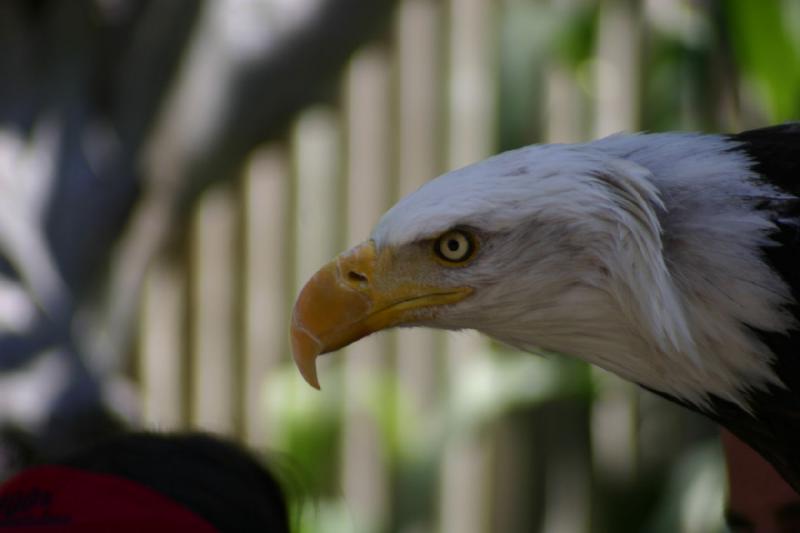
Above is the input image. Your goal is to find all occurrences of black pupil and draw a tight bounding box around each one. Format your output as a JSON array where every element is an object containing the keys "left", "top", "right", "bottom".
[{"left": 447, "top": 239, "right": 460, "bottom": 252}]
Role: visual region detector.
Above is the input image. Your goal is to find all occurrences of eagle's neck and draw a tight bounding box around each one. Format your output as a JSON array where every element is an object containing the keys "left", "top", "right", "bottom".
[
  {"left": 510, "top": 133, "right": 796, "bottom": 410},
  {"left": 481, "top": 281, "right": 781, "bottom": 411},
  {"left": 602, "top": 134, "right": 796, "bottom": 409}
]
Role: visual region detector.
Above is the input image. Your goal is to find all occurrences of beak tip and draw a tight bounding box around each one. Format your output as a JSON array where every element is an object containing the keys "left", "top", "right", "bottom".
[
  {"left": 300, "top": 370, "right": 322, "bottom": 390},
  {"left": 296, "top": 356, "right": 321, "bottom": 390},
  {"left": 290, "top": 323, "right": 323, "bottom": 390}
]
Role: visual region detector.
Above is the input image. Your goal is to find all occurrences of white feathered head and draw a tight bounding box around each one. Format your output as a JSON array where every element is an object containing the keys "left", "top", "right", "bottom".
[{"left": 291, "top": 134, "right": 793, "bottom": 409}]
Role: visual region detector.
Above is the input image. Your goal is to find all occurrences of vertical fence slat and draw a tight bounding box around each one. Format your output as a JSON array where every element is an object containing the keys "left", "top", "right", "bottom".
[
  {"left": 395, "top": 0, "right": 444, "bottom": 437},
  {"left": 190, "top": 185, "right": 238, "bottom": 435},
  {"left": 544, "top": 0, "right": 589, "bottom": 143},
  {"left": 537, "top": 3, "right": 594, "bottom": 531},
  {"left": 241, "top": 146, "right": 289, "bottom": 447},
  {"left": 543, "top": 0, "right": 590, "bottom": 143},
  {"left": 340, "top": 46, "right": 393, "bottom": 533},
  {"left": 292, "top": 108, "right": 343, "bottom": 293},
  {"left": 544, "top": 63, "right": 585, "bottom": 143},
  {"left": 592, "top": 0, "right": 643, "bottom": 484},
  {"left": 594, "top": 0, "right": 642, "bottom": 137},
  {"left": 139, "top": 259, "right": 186, "bottom": 430},
  {"left": 440, "top": 435, "right": 492, "bottom": 533},
  {"left": 446, "top": 0, "right": 495, "bottom": 168},
  {"left": 392, "top": 4, "right": 448, "bottom": 531},
  {"left": 440, "top": 0, "right": 495, "bottom": 531}
]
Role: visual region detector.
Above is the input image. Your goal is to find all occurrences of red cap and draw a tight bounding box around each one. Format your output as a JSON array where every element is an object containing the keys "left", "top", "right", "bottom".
[{"left": 0, "top": 466, "right": 217, "bottom": 532}]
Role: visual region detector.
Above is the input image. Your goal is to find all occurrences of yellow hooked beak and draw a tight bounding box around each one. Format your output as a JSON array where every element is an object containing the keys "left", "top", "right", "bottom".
[{"left": 290, "top": 240, "right": 472, "bottom": 388}]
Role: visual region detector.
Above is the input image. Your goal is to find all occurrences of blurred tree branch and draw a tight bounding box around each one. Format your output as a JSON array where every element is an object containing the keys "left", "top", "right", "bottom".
[{"left": 106, "top": 0, "right": 398, "bottom": 381}]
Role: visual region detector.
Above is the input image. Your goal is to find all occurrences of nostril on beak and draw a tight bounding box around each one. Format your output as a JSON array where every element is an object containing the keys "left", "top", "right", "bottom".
[{"left": 347, "top": 271, "right": 369, "bottom": 285}]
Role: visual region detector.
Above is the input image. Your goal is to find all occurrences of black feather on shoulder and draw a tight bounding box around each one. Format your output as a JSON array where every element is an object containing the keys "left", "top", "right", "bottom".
[
  {"left": 669, "top": 124, "right": 800, "bottom": 491},
  {"left": 730, "top": 123, "right": 800, "bottom": 195}
]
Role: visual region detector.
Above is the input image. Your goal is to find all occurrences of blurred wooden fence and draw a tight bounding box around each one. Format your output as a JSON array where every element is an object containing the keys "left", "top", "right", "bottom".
[{"left": 136, "top": 1, "right": 726, "bottom": 532}]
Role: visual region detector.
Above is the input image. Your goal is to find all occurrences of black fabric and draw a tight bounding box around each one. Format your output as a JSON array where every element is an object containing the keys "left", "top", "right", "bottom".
[{"left": 53, "top": 432, "right": 291, "bottom": 533}]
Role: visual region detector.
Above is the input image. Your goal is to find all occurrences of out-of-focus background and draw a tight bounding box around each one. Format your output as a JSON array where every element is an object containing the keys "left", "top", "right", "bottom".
[{"left": 0, "top": 0, "right": 798, "bottom": 531}]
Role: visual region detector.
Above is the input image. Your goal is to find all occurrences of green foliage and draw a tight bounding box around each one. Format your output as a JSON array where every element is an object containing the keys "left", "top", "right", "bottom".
[
  {"left": 725, "top": 0, "right": 800, "bottom": 121},
  {"left": 263, "top": 365, "right": 343, "bottom": 497}
]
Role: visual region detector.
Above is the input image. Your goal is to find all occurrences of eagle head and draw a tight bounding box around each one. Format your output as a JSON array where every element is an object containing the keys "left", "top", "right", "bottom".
[
  {"left": 290, "top": 142, "right": 699, "bottom": 391},
  {"left": 288, "top": 124, "right": 800, "bottom": 493}
]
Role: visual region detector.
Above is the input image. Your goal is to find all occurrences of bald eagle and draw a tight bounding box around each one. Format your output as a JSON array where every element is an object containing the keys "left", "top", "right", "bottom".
[{"left": 291, "top": 124, "right": 800, "bottom": 491}]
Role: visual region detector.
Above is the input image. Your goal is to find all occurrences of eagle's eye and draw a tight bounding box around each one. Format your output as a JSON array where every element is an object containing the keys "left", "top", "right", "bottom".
[{"left": 434, "top": 230, "right": 476, "bottom": 264}]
